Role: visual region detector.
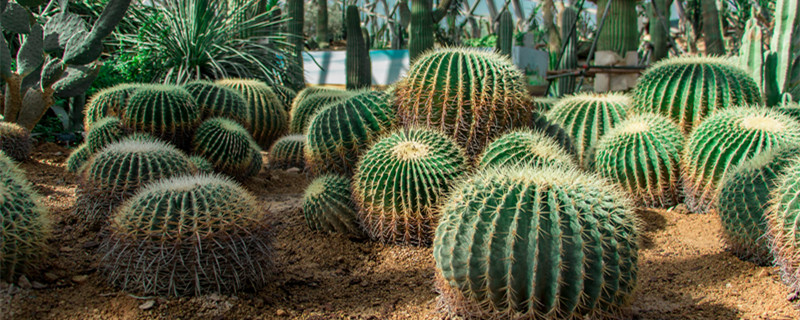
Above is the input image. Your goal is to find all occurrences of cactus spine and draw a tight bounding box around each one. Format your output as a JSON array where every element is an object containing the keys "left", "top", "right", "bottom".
[
  {"left": 289, "top": 89, "right": 352, "bottom": 133},
  {"left": 597, "top": 0, "right": 639, "bottom": 56},
  {"left": 409, "top": 0, "right": 434, "bottom": 61},
  {"left": 303, "top": 174, "right": 364, "bottom": 237},
  {"left": 267, "top": 134, "right": 306, "bottom": 169},
  {"left": 0, "top": 122, "right": 32, "bottom": 161},
  {"left": 767, "top": 158, "right": 800, "bottom": 294},
  {"left": 345, "top": 5, "right": 372, "bottom": 90},
  {"left": 478, "top": 130, "right": 575, "bottom": 170},
  {"left": 496, "top": 10, "right": 513, "bottom": 57}
]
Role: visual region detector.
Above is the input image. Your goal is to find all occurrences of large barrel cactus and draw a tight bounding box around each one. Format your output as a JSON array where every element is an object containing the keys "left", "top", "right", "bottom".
[
  {"left": 595, "top": 114, "right": 684, "bottom": 208},
  {"left": 0, "top": 122, "right": 32, "bottom": 161},
  {"left": 394, "top": 48, "right": 533, "bottom": 156},
  {"left": 216, "top": 79, "right": 289, "bottom": 149},
  {"left": 183, "top": 80, "right": 250, "bottom": 128},
  {"left": 546, "top": 93, "right": 630, "bottom": 169},
  {"left": 434, "top": 166, "right": 639, "bottom": 319},
  {"left": 632, "top": 56, "right": 762, "bottom": 133},
  {"left": 767, "top": 159, "right": 800, "bottom": 295},
  {"left": 84, "top": 83, "right": 140, "bottom": 129},
  {"left": 478, "top": 130, "right": 576, "bottom": 170},
  {"left": 305, "top": 90, "right": 396, "bottom": 176},
  {"left": 289, "top": 89, "right": 352, "bottom": 134},
  {"left": 85, "top": 117, "right": 124, "bottom": 154},
  {"left": 192, "top": 118, "right": 262, "bottom": 180},
  {"left": 99, "top": 174, "right": 272, "bottom": 296},
  {"left": 267, "top": 134, "right": 306, "bottom": 170},
  {"left": 353, "top": 127, "right": 469, "bottom": 246},
  {"left": 122, "top": 84, "right": 200, "bottom": 146},
  {"left": 683, "top": 107, "right": 800, "bottom": 213},
  {"left": 302, "top": 174, "right": 364, "bottom": 237}
]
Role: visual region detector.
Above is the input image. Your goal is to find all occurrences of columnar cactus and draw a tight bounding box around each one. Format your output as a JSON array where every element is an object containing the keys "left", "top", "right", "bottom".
[
  {"left": 189, "top": 155, "right": 214, "bottom": 174},
  {"left": 683, "top": 107, "right": 800, "bottom": 213},
  {"left": 0, "top": 122, "right": 32, "bottom": 161},
  {"left": 216, "top": 79, "right": 289, "bottom": 149},
  {"left": 305, "top": 90, "right": 396, "bottom": 176},
  {"left": 289, "top": 89, "right": 352, "bottom": 134},
  {"left": 267, "top": 134, "right": 306, "bottom": 169},
  {"left": 122, "top": 84, "right": 200, "bottom": 147},
  {"left": 66, "top": 144, "right": 91, "bottom": 173},
  {"left": 182, "top": 80, "right": 250, "bottom": 128},
  {"left": 767, "top": 158, "right": 800, "bottom": 294},
  {"left": 597, "top": 0, "right": 639, "bottom": 56},
  {"left": 546, "top": 93, "right": 630, "bottom": 169},
  {"left": 286, "top": 0, "right": 305, "bottom": 89},
  {"left": 85, "top": 116, "right": 124, "bottom": 153},
  {"left": 496, "top": 10, "right": 513, "bottom": 57},
  {"left": 478, "top": 130, "right": 575, "bottom": 170},
  {"left": 99, "top": 174, "right": 272, "bottom": 296},
  {"left": 632, "top": 56, "right": 762, "bottom": 133},
  {"left": 394, "top": 48, "right": 532, "bottom": 156},
  {"left": 649, "top": 0, "right": 670, "bottom": 62},
  {"left": 345, "top": 5, "right": 371, "bottom": 90},
  {"left": 303, "top": 174, "right": 364, "bottom": 237},
  {"left": 555, "top": 5, "right": 578, "bottom": 96},
  {"left": 408, "top": 0, "right": 434, "bottom": 61},
  {"left": 434, "top": 166, "right": 639, "bottom": 319},
  {"left": 316, "top": 0, "right": 330, "bottom": 48},
  {"left": 353, "top": 127, "right": 469, "bottom": 246},
  {"left": 192, "top": 117, "right": 262, "bottom": 180},
  {"left": 595, "top": 114, "right": 684, "bottom": 207},
  {"left": 718, "top": 147, "right": 800, "bottom": 264},
  {"left": 83, "top": 83, "right": 139, "bottom": 129}
]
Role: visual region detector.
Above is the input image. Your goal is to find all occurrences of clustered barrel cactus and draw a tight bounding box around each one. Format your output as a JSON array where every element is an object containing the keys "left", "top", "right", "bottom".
[
  {"left": 267, "top": 134, "right": 306, "bottom": 170},
  {"left": 66, "top": 144, "right": 91, "bottom": 173},
  {"left": 183, "top": 80, "right": 250, "bottom": 128},
  {"left": 85, "top": 116, "right": 124, "bottom": 153},
  {"left": 303, "top": 174, "right": 364, "bottom": 237},
  {"left": 530, "top": 110, "right": 576, "bottom": 156},
  {"left": 289, "top": 89, "right": 352, "bottom": 134},
  {"left": 270, "top": 84, "right": 298, "bottom": 112},
  {"left": 216, "top": 78, "right": 289, "bottom": 149},
  {"left": 767, "top": 158, "right": 800, "bottom": 295},
  {"left": 0, "top": 121, "right": 32, "bottom": 161},
  {"left": 192, "top": 118, "right": 262, "bottom": 180},
  {"left": 83, "top": 83, "right": 140, "bottom": 128},
  {"left": 122, "top": 85, "right": 200, "bottom": 147},
  {"left": 188, "top": 155, "right": 214, "bottom": 174},
  {"left": 478, "top": 130, "right": 575, "bottom": 170}
]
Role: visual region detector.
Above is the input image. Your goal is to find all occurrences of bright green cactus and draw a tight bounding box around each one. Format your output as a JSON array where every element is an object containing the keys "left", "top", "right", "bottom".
[
  {"left": 777, "top": 102, "right": 800, "bottom": 121},
  {"left": 267, "top": 134, "right": 305, "bottom": 169},
  {"left": 717, "top": 146, "right": 800, "bottom": 264},
  {"left": 192, "top": 117, "right": 261, "bottom": 180},
  {"left": 189, "top": 155, "right": 214, "bottom": 174},
  {"left": 216, "top": 78, "right": 289, "bottom": 149},
  {"left": 122, "top": 84, "right": 200, "bottom": 147},
  {"left": 546, "top": 92, "right": 630, "bottom": 169},
  {"left": 533, "top": 97, "right": 559, "bottom": 113},
  {"left": 85, "top": 116, "right": 124, "bottom": 154},
  {"left": 595, "top": 114, "right": 684, "bottom": 208},
  {"left": 303, "top": 174, "right": 364, "bottom": 237},
  {"left": 305, "top": 90, "right": 397, "bottom": 176},
  {"left": 766, "top": 158, "right": 800, "bottom": 295},
  {"left": 84, "top": 83, "right": 140, "bottom": 129},
  {"left": 395, "top": 48, "right": 533, "bottom": 156},
  {"left": 632, "top": 56, "right": 763, "bottom": 133},
  {"left": 495, "top": 10, "right": 513, "bottom": 57},
  {"left": 0, "top": 121, "right": 32, "bottom": 161},
  {"left": 65, "top": 144, "right": 91, "bottom": 173},
  {"left": 478, "top": 130, "right": 575, "bottom": 170},
  {"left": 0, "top": 152, "right": 50, "bottom": 281},
  {"left": 683, "top": 107, "right": 800, "bottom": 213},
  {"left": 597, "top": 0, "right": 639, "bottom": 56},
  {"left": 270, "top": 84, "right": 298, "bottom": 112},
  {"left": 183, "top": 80, "right": 250, "bottom": 128},
  {"left": 289, "top": 89, "right": 352, "bottom": 134},
  {"left": 530, "top": 110, "right": 576, "bottom": 156},
  {"left": 99, "top": 174, "right": 272, "bottom": 296},
  {"left": 434, "top": 166, "right": 638, "bottom": 319},
  {"left": 353, "top": 127, "right": 468, "bottom": 246}
]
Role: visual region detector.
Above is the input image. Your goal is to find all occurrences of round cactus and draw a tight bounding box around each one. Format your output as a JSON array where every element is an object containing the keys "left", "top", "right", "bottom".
[
  {"left": 183, "top": 80, "right": 250, "bottom": 127},
  {"left": 533, "top": 97, "right": 559, "bottom": 112},
  {"left": 0, "top": 122, "right": 32, "bottom": 161},
  {"left": 303, "top": 174, "right": 365, "bottom": 237},
  {"left": 216, "top": 78, "right": 289, "bottom": 149},
  {"left": 717, "top": 147, "right": 800, "bottom": 264},
  {"left": 595, "top": 114, "right": 684, "bottom": 208},
  {"left": 683, "top": 107, "right": 800, "bottom": 213},
  {"left": 394, "top": 48, "right": 533, "bottom": 156},
  {"left": 246, "top": 145, "right": 264, "bottom": 177},
  {"left": 85, "top": 117, "right": 124, "bottom": 154},
  {"left": 289, "top": 89, "right": 352, "bottom": 134},
  {"left": 777, "top": 102, "right": 800, "bottom": 122},
  {"left": 270, "top": 84, "right": 298, "bottom": 112},
  {"left": 632, "top": 56, "right": 762, "bottom": 133},
  {"left": 99, "top": 174, "right": 272, "bottom": 296},
  {"left": 122, "top": 84, "right": 200, "bottom": 147},
  {"left": 267, "top": 134, "right": 306, "bottom": 169},
  {"left": 478, "top": 130, "right": 576, "bottom": 170},
  {"left": 353, "top": 127, "right": 469, "bottom": 246},
  {"left": 192, "top": 117, "right": 261, "bottom": 179},
  {"left": 189, "top": 155, "right": 214, "bottom": 173},
  {"left": 66, "top": 144, "right": 91, "bottom": 173},
  {"left": 530, "top": 110, "right": 576, "bottom": 156},
  {"left": 304, "top": 90, "right": 397, "bottom": 176},
  {"left": 547, "top": 92, "right": 631, "bottom": 169},
  {"left": 767, "top": 159, "right": 800, "bottom": 295},
  {"left": 0, "top": 152, "right": 49, "bottom": 281},
  {"left": 84, "top": 83, "right": 140, "bottom": 128},
  {"left": 434, "top": 166, "right": 638, "bottom": 319}
]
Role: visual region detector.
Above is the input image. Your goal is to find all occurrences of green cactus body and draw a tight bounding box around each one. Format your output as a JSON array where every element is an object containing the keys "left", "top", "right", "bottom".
[
  {"left": 0, "top": 122, "right": 32, "bottom": 161},
  {"left": 771, "top": 0, "right": 800, "bottom": 103},
  {"left": 718, "top": 147, "right": 800, "bottom": 264},
  {"left": 216, "top": 79, "right": 289, "bottom": 149},
  {"left": 778, "top": 102, "right": 800, "bottom": 121},
  {"left": 100, "top": 174, "right": 272, "bottom": 296},
  {"left": 316, "top": 0, "right": 329, "bottom": 48},
  {"left": 85, "top": 116, "right": 124, "bottom": 154},
  {"left": 632, "top": 56, "right": 762, "bottom": 133},
  {"left": 286, "top": 0, "right": 305, "bottom": 88},
  {"left": 533, "top": 97, "right": 559, "bottom": 113},
  {"left": 122, "top": 85, "right": 200, "bottom": 147},
  {"left": 353, "top": 127, "right": 468, "bottom": 246},
  {"left": 192, "top": 118, "right": 261, "bottom": 180},
  {"left": 649, "top": 0, "right": 670, "bottom": 62},
  {"left": 683, "top": 107, "right": 800, "bottom": 213},
  {"left": 189, "top": 155, "right": 214, "bottom": 174},
  {"left": 409, "top": 0, "right": 434, "bottom": 61},
  {"left": 597, "top": 0, "right": 639, "bottom": 56},
  {"left": 768, "top": 158, "right": 800, "bottom": 294},
  {"left": 0, "top": 152, "right": 49, "bottom": 281},
  {"left": 303, "top": 174, "right": 364, "bottom": 237},
  {"left": 478, "top": 130, "right": 575, "bottom": 170},
  {"left": 496, "top": 10, "right": 513, "bottom": 57},
  {"left": 546, "top": 93, "right": 630, "bottom": 170},
  {"left": 84, "top": 83, "right": 139, "bottom": 129},
  {"left": 66, "top": 144, "right": 91, "bottom": 173},
  {"left": 345, "top": 5, "right": 371, "bottom": 90},
  {"left": 183, "top": 80, "right": 250, "bottom": 128},
  {"left": 304, "top": 90, "right": 396, "bottom": 176},
  {"left": 267, "top": 134, "right": 306, "bottom": 169},
  {"left": 246, "top": 145, "right": 264, "bottom": 177},
  {"left": 739, "top": 14, "right": 763, "bottom": 92},
  {"left": 595, "top": 114, "right": 684, "bottom": 208},
  {"left": 289, "top": 89, "right": 352, "bottom": 134},
  {"left": 530, "top": 110, "right": 577, "bottom": 156},
  {"left": 555, "top": 5, "right": 578, "bottom": 96},
  {"left": 395, "top": 48, "right": 533, "bottom": 156},
  {"left": 270, "top": 84, "right": 298, "bottom": 112},
  {"left": 434, "top": 166, "right": 639, "bottom": 319}
]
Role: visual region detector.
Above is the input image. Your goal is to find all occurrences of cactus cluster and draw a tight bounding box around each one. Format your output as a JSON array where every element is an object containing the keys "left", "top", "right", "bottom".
[
  {"left": 216, "top": 79, "right": 289, "bottom": 149},
  {"left": 495, "top": 10, "right": 513, "bottom": 57},
  {"left": 85, "top": 116, "right": 124, "bottom": 153},
  {"left": 183, "top": 80, "right": 250, "bottom": 127},
  {"left": 478, "top": 130, "right": 575, "bottom": 170},
  {"left": 192, "top": 118, "right": 262, "bottom": 180},
  {"left": 267, "top": 134, "right": 306, "bottom": 170},
  {"left": 289, "top": 89, "right": 352, "bottom": 134},
  {"left": 66, "top": 144, "right": 91, "bottom": 173},
  {"left": 434, "top": 166, "right": 638, "bottom": 319},
  {"left": 100, "top": 174, "right": 272, "bottom": 296},
  {"left": 303, "top": 174, "right": 364, "bottom": 237},
  {"left": 84, "top": 83, "right": 140, "bottom": 128},
  {"left": 122, "top": 85, "right": 200, "bottom": 147},
  {"left": 767, "top": 158, "right": 800, "bottom": 295},
  {"left": 0, "top": 122, "right": 32, "bottom": 161}
]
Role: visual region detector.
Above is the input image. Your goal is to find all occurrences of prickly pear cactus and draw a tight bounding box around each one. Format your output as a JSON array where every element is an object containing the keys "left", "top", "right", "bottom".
[
  {"left": 66, "top": 144, "right": 91, "bottom": 173},
  {"left": 683, "top": 107, "right": 800, "bottom": 213},
  {"left": 434, "top": 166, "right": 638, "bottom": 319},
  {"left": 85, "top": 116, "right": 124, "bottom": 153},
  {"left": 478, "top": 130, "right": 575, "bottom": 170},
  {"left": 289, "top": 89, "right": 352, "bottom": 134},
  {"left": 767, "top": 158, "right": 800, "bottom": 295},
  {"left": 0, "top": 122, "right": 32, "bottom": 161},
  {"left": 303, "top": 174, "right": 364, "bottom": 237},
  {"left": 189, "top": 155, "right": 214, "bottom": 174},
  {"left": 595, "top": 114, "right": 684, "bottom": 208},
  {"left": 216, "top": 79, "right": 289, "bottom": 149},
  {"left": 192, "top": 117, "right": 262, "bottom": 180},
  {"left": 353, "top": 127, "right": 469, "bottom": 246},
  {"left": 99, "top": 174, "right": 272, "bottom": 296},
  {"left": 183, "top": 80, "right": 250, "bottom": 128},
  {"left": 84, "top": 83, "right": 140, "bottom": 129},
  {"left": 122, "top": 85, "right": 200, "bottom": 147},
  {"left": 267, "top": 134, "right": 306, "bottom": 170}
]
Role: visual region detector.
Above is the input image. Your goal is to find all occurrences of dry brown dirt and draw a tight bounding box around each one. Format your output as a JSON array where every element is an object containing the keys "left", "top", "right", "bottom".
[{"left": 2, "top": 143, "right": 799, "bottom": 320}]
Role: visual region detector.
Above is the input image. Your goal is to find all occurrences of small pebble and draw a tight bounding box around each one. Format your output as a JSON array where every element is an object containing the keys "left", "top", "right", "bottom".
[
  {"left": 276, "top": 309, "right": 288, "bottom": 316},
  {"left": 72, "top": 275, "right": 88, "bottom": 284},
  {"left": 44, "top": 272, "right": 59, "bottom": 282},
  {"left": 59, "top": 246, "right": 74, "bottom": 253},
  {"left": 18, "top": 275, "right": 32, "bottom": 289},
  {"left": 32, "top": 281, "right": 47, "bottom": 289},
  {"left": 139, "top": 300, "right": 156, "bottom": 310},
  {"left": 286, "top": 167, "right": 301, "bottom": 174}
]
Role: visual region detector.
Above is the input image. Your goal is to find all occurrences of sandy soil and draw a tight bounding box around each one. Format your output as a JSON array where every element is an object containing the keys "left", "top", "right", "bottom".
[{"left": 1, "top": 143, "right": 799, "bottom": 320}]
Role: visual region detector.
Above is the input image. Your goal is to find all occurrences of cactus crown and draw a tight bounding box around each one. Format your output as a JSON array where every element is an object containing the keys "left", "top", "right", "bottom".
[
  {"left": 122, "top": 84, "right": 200, "bottom": 144},
  {"left": 183, "top": 80, "right": 250, "bottom": 127},
  {"left": 84, "top": 83, "right": 140, "bottom": 128},
  {"left": 478, "top": 129, "right": 575, "bottom": 170}
]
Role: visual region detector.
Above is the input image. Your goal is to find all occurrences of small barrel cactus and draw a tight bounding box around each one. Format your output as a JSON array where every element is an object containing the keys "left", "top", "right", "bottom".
[
  {"left": 304, "top": 90, "right": 397, "bottom": 176},
  {"left": 99, "top": 174, "right": 272, "bottom": 296},
  {"left": 530, "top": 110, "right": 576, "bottom": 156},
  {"left": 303, "top": 174, "right": 364, "bottom": 237},
  {"left": 434, "top": 166, "right": 638, "bottom": 319},
  {"left": 777, "top": 102, "right": 800, "bottom": 121},
  {"left": 533, "top": 97, "right": 559, "bottom": 113},
  {"left": 192, "top": 118, "right": 262, "bottom": 180},
  {"left": 718, "top": 147, "right": 800, "bottom": 264},
  {"left": 66, "top": 144, "right": 91, "bottom": 173},
  {"left": 122, "top": 84, "right": 200, "bottom": 147},
  {"left": 289, "top": 89, "right": 352, "bottom": 134},
  {"left": 632, "top": 56, "right": 762, "bottom": 133},
  {"left": 546, "top": 92, "right": 631, "bottom": 169},
  {"left": 85, "top": 117, "right": 124, "bottom": 154},
  {"left": 478, "top": 130, "right": 576, "bottom": 170},
  {"left": 0, "top": 122, "right": 32, "bottom": 161},
  {"left": 270, "top": 84, "right": 298, "bottom": 112},
  {"left": 683, "top": 107, "right": 800, "bottom": 213},
  {"left": 216, "top": 78, "right": 289, "bottom": 149},
  {"left": 767, "top": 159, "right": 800, "bottom": 295},
  {"left": 189, "top": 156, "right": 214, "bottom": 174},
  {"left": 267, "top": 134, "right": 306, "bottom": 170},
  {"left": 246, "top": 145, "right": 264, "bottom": 177},
  {"left": 84, "top": 83, "right": 140, "bottom": 129},
  {"left": 183, "top": 80, "right": 250, "bottom": 128},
  {"left": 595, "top": 114, "right": 684, "bottom": 208},
  {"left": 353, "top": 127, "right": 469, "bottom": 246},
  {"left": 394, "top": 48, "right": 533, "bottom": 156}
]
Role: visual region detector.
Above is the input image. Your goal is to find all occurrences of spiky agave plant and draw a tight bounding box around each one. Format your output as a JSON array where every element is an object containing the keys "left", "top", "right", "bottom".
[
  {"left": 478, "top": 129, "right": 576, "bottom": 170},
  {"left": 434, "top": 166, "right": 638, "bottom": 319},
  {"left": 0, "top": 122, "right": 32, "bottom": 161},
  {"left": 353, "top": 127, "right": 469, "bottom": 246},
  {"left": 84, "top": 83, "right": 140, "bottom": 129},
  {"left": 122, "top": 84, "right": 201, "bottom": 147},
  {"left": 267, "top": 134, "right": 306, "bottom": 169},
  {"left": 99, "top": 174, "right": 272, "bottom": 296},
  {"left": 767, "top": 158, "right": 800, "bottom": 295},
  {"left": 216, "top": 78, "right": 289, "bottom": 149},
  {"left": 192, "top": 118, "right": 262, "bottom": 179},
  {"left": 289, "top": 89, "right": 352, "bottom": 134},
  {"left": 595, "top": 114, "right": 684, "bottom": 208},
  {"left": 182, "top": 80, "right": 250, "bottom": 128},
  {"left": 302, "top": 174, "right": 364, "bottom": 237},
  {"left": 85, "top": 117, "right": 125, "bottom": 154},
  {"left": 683, "top": 107, "right": 800, "bottom": 213},
  {"left": 394, "top": 48, "right": 533, "bottom": 156}
]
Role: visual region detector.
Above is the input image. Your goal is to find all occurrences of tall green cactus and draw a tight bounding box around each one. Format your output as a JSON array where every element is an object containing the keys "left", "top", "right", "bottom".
[
  {"left": 597, "top": 0, "right": 640, "bottom": 56},
  {"left": 316, "top": 0, "right": 329, "bottom": 48},
  {"left": 496, "top": 10, "right": 513, "bottom": 57},
  {"left": 770, "top": 0, "right": 800, "bottom": 103},
  {"left": 702, "top": 0, "right": 725, "bottom": 55},
  {"left": 739, "top": 13, "right": 763, "bottom": 93},
  {"left": 555, "top": 5, "right": 578, "bottom": 96},
  {"left": 286, "top": 0, "right": 305, "bottom": 89},
  {"left": 649, "top": 0, "right": 671, "bottom": 62},
  {"left": 409, "top": 0, "right": 434, "bottom": 61},
  {"left": 345, "top": 5, "right": 371, "bottom": 90}
]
